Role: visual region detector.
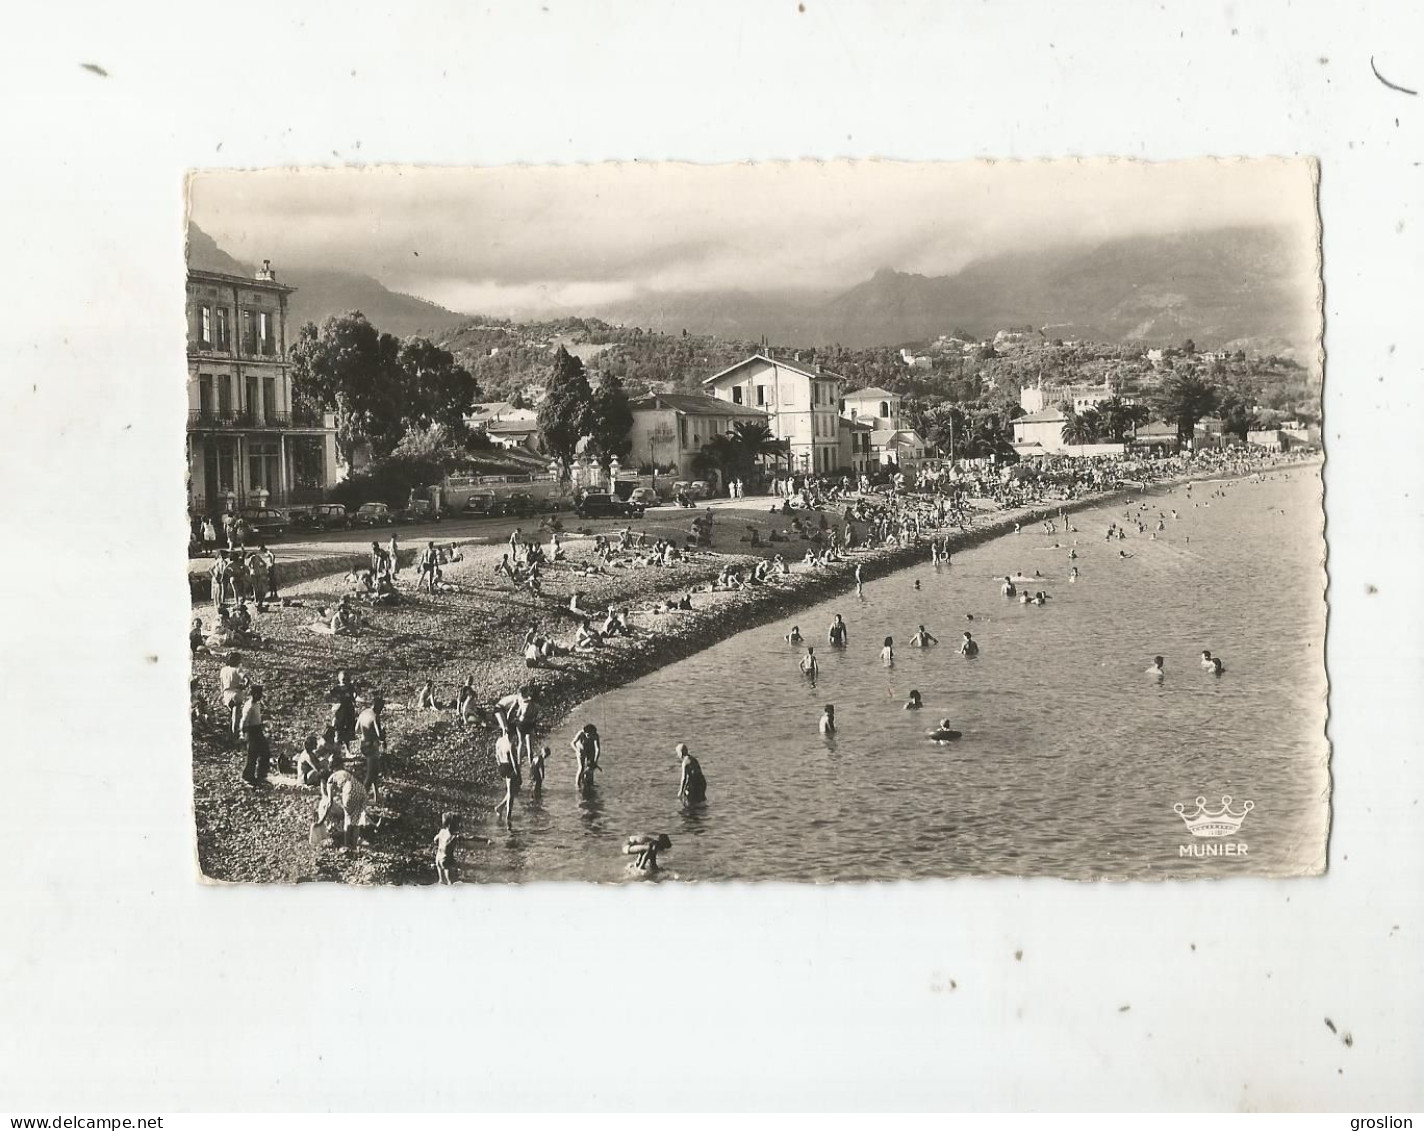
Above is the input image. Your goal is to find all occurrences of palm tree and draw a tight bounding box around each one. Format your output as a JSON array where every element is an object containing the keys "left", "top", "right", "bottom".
[
  {"left": 692, "top": 434, "right": 741, "bottom": 489},
  {"left": 1152, "top": 372, "right": 1222, "bottom": 444},
  {"left": 1060, "top": 407, "right": 1102, "bottom": 446},
  {"left": 731, "top": 420, "right": 786, "bottom": 472},
  {"left": 1097, "top": 397, "right": 1150, "bottom": 442}
]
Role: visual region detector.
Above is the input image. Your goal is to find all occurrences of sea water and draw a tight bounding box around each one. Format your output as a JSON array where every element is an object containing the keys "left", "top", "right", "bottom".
[{"left": 475, "top": 466, "right": 1328, "bottom": 882}]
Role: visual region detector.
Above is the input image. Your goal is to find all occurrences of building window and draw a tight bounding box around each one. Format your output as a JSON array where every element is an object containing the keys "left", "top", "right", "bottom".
[
  {"left": 215, "top": 307, "right": 229, "bottom": 350},
  {"left": 217, "top": 374, "right": 233, "bottom": 415},
  {"left": 198, "top": 375, "right": 213, "bottom": 417},
  {"left": 199, "top": 305, "right": 212, "bottom": 347},
  {"left": 756, "top": 385, "right": 766, "bottom": 406},
  {"left": 732, "top": 386, "right": 743, "bottom": 405},
  {"left": 259, "top": 311, "right": 274, "bottom": 355},
  {"left": 880, "top": 401, "right": 890, "bottom": 419},
  {"left": 242, "top": 310, "right": 256, "bottom": 354}
]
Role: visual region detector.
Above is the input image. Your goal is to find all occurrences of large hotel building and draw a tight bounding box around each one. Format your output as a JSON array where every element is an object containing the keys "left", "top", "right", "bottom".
[{"left": 185, "top": 261, "right": 340, "bottom": 514}]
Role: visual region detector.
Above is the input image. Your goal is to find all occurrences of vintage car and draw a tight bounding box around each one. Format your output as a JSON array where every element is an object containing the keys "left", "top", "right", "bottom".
[
  {"left": 573, "top": 491, "right": 645, "bottom": 519},
  {"left": 461, "top": 489, "right": 504, "bottom": 517},
  {"left": 398, "top": 499, "right": 441, "bottom": 524},
  {"left": 237, "top": 507, "right": 290, "bottom": 541},
  {"left": 352, "top": 502, "right": 396, "bottom": 527}
]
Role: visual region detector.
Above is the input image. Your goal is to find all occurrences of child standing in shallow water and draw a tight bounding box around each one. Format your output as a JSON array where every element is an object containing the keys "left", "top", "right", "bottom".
[{"left": 433, "top": 812, "right": 459, "bottom": 884}]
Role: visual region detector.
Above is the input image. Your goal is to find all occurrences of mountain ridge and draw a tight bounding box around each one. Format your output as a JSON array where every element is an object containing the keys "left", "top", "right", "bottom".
[{"left": 186, "top": 223, "right": 462, "bottom": 339}]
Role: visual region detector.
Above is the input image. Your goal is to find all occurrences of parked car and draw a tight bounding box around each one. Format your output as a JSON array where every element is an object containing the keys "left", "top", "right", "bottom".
[
  {"left": 238, "top": 507, "right": 290, "bottom": 541},
  {"left": 352, "top": 502, "right": 396, "bottom": 527},
  {"left": 627, "top": 486, "right": 661, "bottom": 508},
  {"left": 502, "top": 490, "right": 547, "bottom": 518},
  {"left": 574, "top": 491, "right": 645, "bottom": 519},
  {"left": 689, "top": 480, "right": 712, "bottom": 499},
  {"left": 462, "top": 489, "right": 504, "bottom": 518},
  {"left": 305, "top": 503, "right": 351, "bottom": 530},
  {"left": 399, "top": 499, "right": 440, "bottom": 524}
]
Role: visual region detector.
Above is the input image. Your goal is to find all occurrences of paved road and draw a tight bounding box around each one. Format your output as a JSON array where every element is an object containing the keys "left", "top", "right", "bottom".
[{"left": 186, "top": 500, "right": 752, "bottom": 572}]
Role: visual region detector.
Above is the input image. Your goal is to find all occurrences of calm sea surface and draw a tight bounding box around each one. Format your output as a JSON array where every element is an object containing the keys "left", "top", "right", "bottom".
[{"left": 474, "top": 465, "right": 1329, "bottom": 882}]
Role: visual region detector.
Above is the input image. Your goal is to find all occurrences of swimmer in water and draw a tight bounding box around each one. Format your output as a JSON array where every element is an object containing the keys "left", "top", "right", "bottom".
[
  {"left": 928, "top": 718, "right": 961, "bottom": 742},
  {"left": 1069, "top": 567, "right": 1079, "bottom": 582},
  {"left": 676, "top": 744, "right": 707, "bottom": 804},
  {"left": 1200, "top": 650, "right": 1226, "bottom": 675},
  {"left": 624, "top": 833, "right": 672, "bottom": 873},
  {"left": 1147, "top": 655, "right": 1166, "bottom": 679},
  {"left": 785, "top": 625, "right": 804, "bottom": 645},
  {"left": 914, "top": 579, "right": 921, "bottom": 590},
  {"left": 904, "top": 689, "right": 923, "bottom": 710},
  {"left": 819, "top": 704, "right": 836, "bottom": 735},
  {"left": 910, "top": 624, "right": 938, "bottom": 647},
  {"left": 880, "top": 636, "right": 895, "bottom": 667},
  {"left": 1001, "top": 576, "right": 1016, "bottom": 598},
  {"left": 1033, "top": 591, "right": 1048, "bottom": 606},
  {"left": 828, "top": 614, "right": 849, "bottom": 647},
  {"left": 1119, "top": 549, "right": 1133, "bottom": 559},
  {"left": 799, "top": 646, "right": 820, "bottom": 681},
  {"left": 959, "top": 631, "right": 979, "bottom": 657}
]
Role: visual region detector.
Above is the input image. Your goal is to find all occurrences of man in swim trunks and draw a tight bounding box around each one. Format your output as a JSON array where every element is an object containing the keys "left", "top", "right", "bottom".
[{"left": 493, "top": 720, "right": 520, "bottom": 826}]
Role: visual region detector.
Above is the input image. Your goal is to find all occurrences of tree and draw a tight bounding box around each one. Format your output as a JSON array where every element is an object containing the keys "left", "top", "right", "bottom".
[
  {"left": 290, "top": 312, "right": 406, "bottom": 463},
  {"left": 1060, "top": 407, "right": 1103, "bottom": 446},
  {"left": 290, "top": 311, "right": 481, "bottom": 465},
  {"left": 1152, "top": 371, "right": 1222, "bottom": 443},
  {"left": 732, "top": 419, "right": 787, "bottom": 471},
  {"left": 537, "top": 346, "right": 594, "bottom": 476},
  {"left": 398, "top": 337, "right": 479, "bottom": 434},
  {"left": 1216, "top": 376, "right": 1261, "bottom": 441},
  {"left": 1097, "top": 397, "right": 1150, "bottom": 442},
  {"left": 586, "top": 371, "right": 634, "bottom": 470},
  {"left": 691, "top": 433, "right": 740, "bottom": 487}
]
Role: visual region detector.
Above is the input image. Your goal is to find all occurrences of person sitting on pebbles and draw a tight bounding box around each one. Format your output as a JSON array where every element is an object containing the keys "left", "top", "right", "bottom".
[
  {"left": 296, "top": 734, "right": 326, "bottom": 788},
  {"left": 601, "top": 608, "right": 633, "bottom": 638},
  {"left": 414, "top": 680, "right": 445, "bottom": 711}
]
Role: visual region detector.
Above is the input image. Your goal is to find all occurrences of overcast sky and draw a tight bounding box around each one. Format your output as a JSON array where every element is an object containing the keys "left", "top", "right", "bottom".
[{"left": 188, "top": 159, "right": 1318, "bottom": 317}]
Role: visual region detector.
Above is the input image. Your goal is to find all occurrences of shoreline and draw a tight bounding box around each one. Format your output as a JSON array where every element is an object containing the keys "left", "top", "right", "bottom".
[{"left": 192, "top": 455, "right": 1318, "bottom": 884}]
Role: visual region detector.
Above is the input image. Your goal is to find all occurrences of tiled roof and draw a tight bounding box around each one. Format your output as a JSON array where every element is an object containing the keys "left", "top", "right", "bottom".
[
  {"left": 702, "top": 352, "right": 847, "bottom": 386},
  {"left": 843, "top": 386, "right": 898, "bottom": 400},
  {"left": 630, "top": 393, "right": 768, "bottom": 418}
]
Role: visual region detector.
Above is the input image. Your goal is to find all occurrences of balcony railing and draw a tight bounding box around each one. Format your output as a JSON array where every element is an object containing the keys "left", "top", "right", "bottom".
[
  {"left": 189, "top": 409, "right": 256, "bottom": 429},
  {"left": 189, "top": 408, "right": 330, "bottom": 430}
]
